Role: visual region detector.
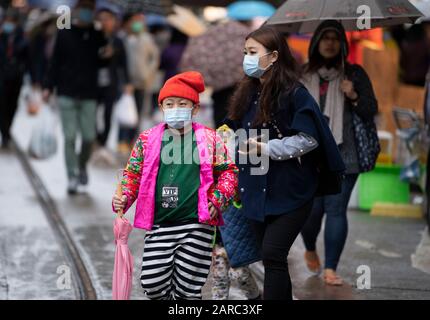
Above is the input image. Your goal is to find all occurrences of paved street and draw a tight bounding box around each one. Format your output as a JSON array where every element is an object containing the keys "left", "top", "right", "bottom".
[
  {"left": 0, "top": 100, "right": 429, "bottom": 300},
  {"left": 0, "top": 146, "right": 74, "bottom": 299}
]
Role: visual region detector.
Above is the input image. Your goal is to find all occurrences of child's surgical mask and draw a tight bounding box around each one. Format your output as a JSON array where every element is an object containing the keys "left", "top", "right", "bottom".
[{"left": 163, "top": 107, "right": 193, "bottom": 129}]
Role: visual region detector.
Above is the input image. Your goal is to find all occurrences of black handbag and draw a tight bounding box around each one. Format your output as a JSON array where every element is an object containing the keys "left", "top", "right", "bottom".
[{"left": 352, "top": 112, "right": 380, "bottom": 173}]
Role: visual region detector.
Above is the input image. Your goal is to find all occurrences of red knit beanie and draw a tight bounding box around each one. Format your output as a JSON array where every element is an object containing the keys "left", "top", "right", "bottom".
[{"left": 158, "top": 71, "right": 205, "bottom": 105}]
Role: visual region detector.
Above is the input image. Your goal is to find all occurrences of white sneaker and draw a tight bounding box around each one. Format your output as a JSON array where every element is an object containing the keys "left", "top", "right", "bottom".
[{"left": 67, "top": 177, "right": 79, "bottom": 195}]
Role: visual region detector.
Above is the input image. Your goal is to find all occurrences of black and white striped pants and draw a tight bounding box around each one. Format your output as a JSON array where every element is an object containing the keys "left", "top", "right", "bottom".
[{"left": 140, "top": 221, "right": 215, "bottom": 300}]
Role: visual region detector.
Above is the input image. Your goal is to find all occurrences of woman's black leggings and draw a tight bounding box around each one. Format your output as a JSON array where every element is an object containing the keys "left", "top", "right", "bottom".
[{"left": 252, "top": 201, "right": 313, "bottom": 300}]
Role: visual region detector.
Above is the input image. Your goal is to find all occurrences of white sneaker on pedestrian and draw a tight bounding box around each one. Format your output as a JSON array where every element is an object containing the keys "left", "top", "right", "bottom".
[{"left": 67, "top": 177, "right": 79, "bottom": 195}]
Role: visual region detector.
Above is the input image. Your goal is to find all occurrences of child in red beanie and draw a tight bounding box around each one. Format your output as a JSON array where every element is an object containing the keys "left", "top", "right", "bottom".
[{"left": 112, "top": 71, "right": 238, "bottom": 300}]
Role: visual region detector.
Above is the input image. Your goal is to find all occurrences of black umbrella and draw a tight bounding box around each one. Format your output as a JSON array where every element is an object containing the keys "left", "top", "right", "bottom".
[{"left": 266, "top": 0, "right": 425, "bottom": 33}]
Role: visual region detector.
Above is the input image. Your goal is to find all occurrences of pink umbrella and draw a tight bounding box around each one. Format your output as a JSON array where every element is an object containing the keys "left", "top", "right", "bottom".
[{"left": 112, "top": 185, "right": 134, "bottom": 300}]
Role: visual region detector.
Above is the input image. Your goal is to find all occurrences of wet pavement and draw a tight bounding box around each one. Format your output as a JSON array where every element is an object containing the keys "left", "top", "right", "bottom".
[
  {"left": 0, "top": 148, "right": 75, "bottom": 300},
  {"left": 2, "top": 96, "right": 430, "bottom": 300}
]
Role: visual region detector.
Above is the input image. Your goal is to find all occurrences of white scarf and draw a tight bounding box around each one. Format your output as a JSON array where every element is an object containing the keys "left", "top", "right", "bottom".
[{"left": 302, "top": 67, "right": 344, "bottom": 145}]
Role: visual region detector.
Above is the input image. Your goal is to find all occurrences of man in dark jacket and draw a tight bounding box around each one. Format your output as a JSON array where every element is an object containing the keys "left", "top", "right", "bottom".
[
  {"left": 44, "top": 0, "right": 110, "bottom": 194},
  {"left": 0, "top": 7, "right": 28, "bottom": 149},
  {"left": 94, "top": 5, "right": 132, "bottom": 164}
]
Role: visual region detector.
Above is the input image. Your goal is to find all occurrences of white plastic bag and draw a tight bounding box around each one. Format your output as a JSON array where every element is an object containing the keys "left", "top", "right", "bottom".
[
  {"left": 28, "top": 105, "right": 58, "bottom": 160},
  {"left": 115, "top": 94, "right": 139, "bottom": 128}
]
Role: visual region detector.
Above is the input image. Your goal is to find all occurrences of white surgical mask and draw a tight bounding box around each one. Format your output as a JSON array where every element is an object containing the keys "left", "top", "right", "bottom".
[
  {"left": 164, "top": 107, "right": 193, "bottom": 129},
  {"left": 243, "top": 52, "right": 273, "bottom": 78}
]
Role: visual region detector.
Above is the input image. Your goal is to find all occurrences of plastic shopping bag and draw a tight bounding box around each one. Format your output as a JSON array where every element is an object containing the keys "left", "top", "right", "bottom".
[
  {"left": 28, "top": 105, "right": 58, "bottom": 160},
  {"left": 115, "top": 94, "right": 139, "bottom": 128}
]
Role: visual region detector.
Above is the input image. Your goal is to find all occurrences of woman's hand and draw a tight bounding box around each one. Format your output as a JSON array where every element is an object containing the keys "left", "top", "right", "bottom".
[
  {"left": 340, "top": 79, "right": 358, "bottom": 100},
  {"left": 100, "top": 43, "right": 115, "bottom": 59},
  {"left": 208, "top": 201, "right": 218, "bottom": 220},
  {"left": 113, "top": 194, "right": 127, "bottom": 213},
  {"left": 238, "top": 136, "right": 267, "bottom": 156}
]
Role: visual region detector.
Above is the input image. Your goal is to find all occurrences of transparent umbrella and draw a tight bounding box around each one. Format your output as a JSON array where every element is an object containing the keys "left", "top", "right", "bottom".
[{"left": 266, "top": 0, "right": 425, "bottom": 33}]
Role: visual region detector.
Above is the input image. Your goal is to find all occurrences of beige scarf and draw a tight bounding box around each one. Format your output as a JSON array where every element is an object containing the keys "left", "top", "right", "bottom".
[{"left": 302, "top": 67, "right": 344, "bottom": 145}]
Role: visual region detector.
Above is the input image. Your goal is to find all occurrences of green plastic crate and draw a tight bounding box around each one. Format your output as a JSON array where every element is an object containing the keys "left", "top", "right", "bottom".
[{"left": 358, "top": 164, "right": 410, "bottom": 211}]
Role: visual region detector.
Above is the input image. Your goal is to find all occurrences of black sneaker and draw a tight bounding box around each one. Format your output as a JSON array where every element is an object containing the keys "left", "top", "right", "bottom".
[
  {"left": 1, "top": 137, "right": 11, "bottom": 150},
  {"left": 79, "top": 169, "right": 88, "bottom": 186}
]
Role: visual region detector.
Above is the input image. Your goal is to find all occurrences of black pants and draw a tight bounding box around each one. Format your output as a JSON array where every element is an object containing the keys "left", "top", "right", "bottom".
[
  {"left": 118, "top": 89, "right": 143, "bottom": 143},
  {"left": 253, "top": 201, "right": 313, "bottom": 300},
  {"left": 0, "top": 78, "right": 22, "bottom": 145},
  {"left": 97, "top": 87, "right": 118, "bottom": 146}
]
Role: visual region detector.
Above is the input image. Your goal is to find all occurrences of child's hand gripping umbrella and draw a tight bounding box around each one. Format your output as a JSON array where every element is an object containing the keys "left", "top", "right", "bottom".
[{"left": 112, "top": 183, "right": 134, "bottom": 300}]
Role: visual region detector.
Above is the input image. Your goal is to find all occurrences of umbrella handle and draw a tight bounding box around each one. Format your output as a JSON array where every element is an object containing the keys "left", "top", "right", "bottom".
[{"left": 116, "top": 183, "right": 124, "bottom": 219}]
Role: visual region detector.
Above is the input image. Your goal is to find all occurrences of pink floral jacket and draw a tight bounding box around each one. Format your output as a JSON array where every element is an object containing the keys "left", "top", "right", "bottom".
[{"left": 115, "top": 122, "right": 238, "bottom": 230}]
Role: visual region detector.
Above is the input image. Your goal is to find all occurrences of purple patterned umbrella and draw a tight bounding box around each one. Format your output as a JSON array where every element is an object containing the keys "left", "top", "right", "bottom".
[
  {"left": 107, "top": 0, "right": 173, "bottom": 15},
  {"left": 179, "top": 20, "right": 251, "bottom": 91}
]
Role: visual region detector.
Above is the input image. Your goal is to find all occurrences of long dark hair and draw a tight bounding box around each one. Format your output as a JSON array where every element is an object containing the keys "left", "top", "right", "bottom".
[{"left": 227, "top": 26, "right": 302, "bottom": 126}]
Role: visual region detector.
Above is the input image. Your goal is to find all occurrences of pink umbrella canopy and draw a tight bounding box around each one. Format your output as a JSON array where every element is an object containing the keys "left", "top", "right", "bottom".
[{"left": 112, "top": 185, "right": 134, "bottom": 300}]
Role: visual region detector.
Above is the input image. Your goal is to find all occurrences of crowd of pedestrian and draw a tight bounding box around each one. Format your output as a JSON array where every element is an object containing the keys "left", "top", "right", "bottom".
[{"left": 2, "top": 0, "right": 429, "bottom": 302}]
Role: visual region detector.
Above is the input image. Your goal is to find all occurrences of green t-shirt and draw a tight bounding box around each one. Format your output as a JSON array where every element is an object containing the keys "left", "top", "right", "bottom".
[{"left": 154, "top": 128, "right": 200, "bottom": 224}]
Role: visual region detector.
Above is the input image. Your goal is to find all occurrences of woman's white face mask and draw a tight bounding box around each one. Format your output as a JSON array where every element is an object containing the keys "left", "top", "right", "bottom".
[{"left": 243, "top": 52, "right": 274, "bottom": 78}]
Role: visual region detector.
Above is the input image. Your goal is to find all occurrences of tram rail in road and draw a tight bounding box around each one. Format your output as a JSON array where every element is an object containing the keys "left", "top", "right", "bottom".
[{"left": 11, "top": 138, "right": 97, "bottom": 300}]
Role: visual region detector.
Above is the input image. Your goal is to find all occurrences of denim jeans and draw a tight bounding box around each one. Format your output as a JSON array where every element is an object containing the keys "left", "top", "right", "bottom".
[
  {"left": 58, "top": 96, "right": 97, "bottom": 180},
  {"left": 301, "top": 174, "right": 358, "bottom": 270}
]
